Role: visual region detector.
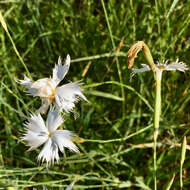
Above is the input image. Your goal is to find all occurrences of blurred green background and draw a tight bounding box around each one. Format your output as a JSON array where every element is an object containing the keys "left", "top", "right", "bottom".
[{"left": 0, "top": 0, "right": 190, "bottom": 189}]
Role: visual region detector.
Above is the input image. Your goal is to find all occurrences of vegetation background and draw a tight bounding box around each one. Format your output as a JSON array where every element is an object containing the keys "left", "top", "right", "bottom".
[{"left": 0, "top": 0, "right": 190, "bottom": 189}]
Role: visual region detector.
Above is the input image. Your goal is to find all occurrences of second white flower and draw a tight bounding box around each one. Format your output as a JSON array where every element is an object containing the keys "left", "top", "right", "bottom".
[{"left": 22, "top": 109, "right": 79, "bottom": 166}]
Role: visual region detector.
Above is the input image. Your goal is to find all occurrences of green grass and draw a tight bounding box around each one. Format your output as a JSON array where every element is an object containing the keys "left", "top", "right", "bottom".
[{"left": 0, "top": 0, "right": 190, "bottom": 189}]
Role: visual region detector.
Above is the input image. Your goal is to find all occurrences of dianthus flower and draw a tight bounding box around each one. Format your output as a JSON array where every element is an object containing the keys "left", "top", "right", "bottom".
[
  {"left": 22, "top": 109, "right": 79, "bottom": 166},
  {"left": 131, "top": 59, "right": 188, "bottom": 79},
  {"left": 19, "top": 55, "right": 87, "bottom": 114}
]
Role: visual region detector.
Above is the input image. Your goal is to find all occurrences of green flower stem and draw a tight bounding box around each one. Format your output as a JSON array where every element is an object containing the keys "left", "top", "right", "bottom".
[
  {"left": 128, "top": 41, "right": 159, "bottom": 189},
  {"left": 142, "top": 42, "right": 156, "bottom": 72},
  {"left": 139, "top": 41, "right": 159, "bottom": 189},
  {"left": 153, "top": 72, "right": 162, "bottom": 190}
]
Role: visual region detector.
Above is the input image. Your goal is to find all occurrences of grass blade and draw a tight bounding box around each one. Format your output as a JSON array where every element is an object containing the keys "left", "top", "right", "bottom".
[
  {"left": 165, "top": 173, "right": 175, "bottom": 190},
  {"left": 101, "top": 0, "right": 125, "bottom": 119},
  {"left": 0, "top": 11, "right": 31, "bottom": 78},
  {"left": 85, "top": 90, "right": 123, "bottom": 101},
  {"left": 166, "top": 0, "right": 180, "bottom": 18}
]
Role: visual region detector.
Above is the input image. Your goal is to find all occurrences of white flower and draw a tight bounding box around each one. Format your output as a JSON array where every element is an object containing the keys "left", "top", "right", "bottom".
[
  {"left": 19, "top": 55, "right": 87, "bottom": 114},
  {"left": 131, "top": 59, "right": 189, "bottom": 79},
  {"left": 22, "top": 109, "right": 79, "bottom": 167}
]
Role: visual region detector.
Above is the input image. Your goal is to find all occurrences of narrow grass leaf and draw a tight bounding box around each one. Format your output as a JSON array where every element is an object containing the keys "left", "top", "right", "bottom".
[
  {"left": 0, "top": 11, "right": 31, "bottom": 78},
  {"left": 0, "top": 11, "right": 8, "bottom": 31},
  {"left": 83, "top": 81, "right": 153, "bottom": 111},
  {"left": 100, "top": 0, "right": 125, "bottom": 119},
  {"left": 85, "top": 90, "right": 124, "bottom": 101},
  {"left": 165, "top": 173, "right": 175, "bottom": 190},
  {"left": 135, "top": 176, "right": 151, "bottom": 190},
  {"left": 166, "top": 0, "right": 180, "bottom": 18},
  {"left": 71, "top": 52, "right": 126, "bottom": 63}
]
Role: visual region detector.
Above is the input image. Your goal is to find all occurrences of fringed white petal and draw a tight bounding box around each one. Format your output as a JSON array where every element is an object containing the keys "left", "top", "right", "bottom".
[
  {"left": 18, "top": 75, "right": 38, "bottom": 96},
  {"left": 25, "top": 114, "right": 47, "bottom": 133},
  {"left": 156, "top": 60, "right": 169, "bottom": 67},
  {"left": 164, "top": 59, "right": 189, "bottom": 72},
  {"left": 22, "top": 114, "right": 48, "bottom": 150},
  {"left": 22, "top": 130, "right": 48, "bottom": 151},
  {"left": 52, "top": 130, "right": 79, "bottom": 153},
  {"left": 30, "top": 78, "right": 50, "bottom": 89},
  {"left": 37, "top": 138, "right": 59, "bottom": 167},
  {"left": 55, "top": 82, "right": 87, "bottom": 112},
  {"left": 18, "top": 75, "right": 32, "bottom": 87},
  {"left": 30, "top": 78, "right": 56, "bottom": 98},
  {"left": 53, "top": 55, "right": 70, "bottom": 86},
  {"left": 55, "top": 94, "right": 75, "bottom": 113},
  {"left": 19, "top": 77, "right": 56, "bottom": 98},
  {"left": 131, "top": 64, "right": 151, "bottom": 78},
  {"left": 46, "top": 109, "right": 63, "bottom": 133}
]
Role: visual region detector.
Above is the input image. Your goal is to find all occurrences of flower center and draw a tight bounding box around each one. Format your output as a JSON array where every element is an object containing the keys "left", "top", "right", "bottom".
[
  {"left": 49, "top": 88, "right": 55, "bottom": 101},
  {"left": 47, "top": 131, "right": 53, "bottom": 138},
  {"left": 40, "top": 82, "right": 56, "bottom": 100},
  {"left": 157, "top": 65, "right": 165, "bottom": 70}
]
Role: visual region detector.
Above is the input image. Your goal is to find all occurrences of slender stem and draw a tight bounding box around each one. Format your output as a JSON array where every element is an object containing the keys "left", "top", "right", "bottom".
[
  {"left": 71, "top": 52, "right": 126, "bottom": 63},
  {"left": 180, "top": 164, "right": 183, "bottom": 189},
  {"left": 101, "top": 0, "right": 125, "bottom": 120},
  {"left": 6, "top": 31, "right": 31, "bottom": 78},
  {"left": 0, "top": 11, "right": 31, "bottom": 78},
  {"left": 84, "top": 124, "right": 152, "bottom": 143},
  {"left": 153, "top": 72, "right": 162, "bottom": 190},
  {"left": 180, "top": 136, "right": 187, "bottom": 190}
]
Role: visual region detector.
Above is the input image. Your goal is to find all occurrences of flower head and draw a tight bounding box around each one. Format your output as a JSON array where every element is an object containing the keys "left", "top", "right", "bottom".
[
  {"left": 131, "top": 59, "right": 189, "bottom": 79},
  {"left": 19, "top": 55, "right": 87, "bottom": 114},
  {"left": 22, "top": 109, "right": 79, "bottom": 167}
]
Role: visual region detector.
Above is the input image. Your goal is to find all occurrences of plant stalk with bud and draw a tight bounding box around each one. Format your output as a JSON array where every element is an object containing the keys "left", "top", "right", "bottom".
[{"left": 128, "top": 41, "right": 188, "bottom": 190}]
